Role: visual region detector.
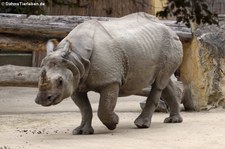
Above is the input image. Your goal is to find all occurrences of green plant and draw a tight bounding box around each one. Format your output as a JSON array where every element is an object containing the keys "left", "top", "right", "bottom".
[{"left": 156, "top": 0, "right": 218, "bottom": 29}]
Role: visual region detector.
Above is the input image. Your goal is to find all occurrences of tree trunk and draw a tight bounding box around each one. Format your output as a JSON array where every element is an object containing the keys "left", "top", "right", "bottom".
[
  {"left": 0, "top": 65, "right": 40, "bottom": 87},
  {"left": 0, "top": 13, "right": 192, "bottom": 43},
  {"left": 0, "top": 13, "right": 110, "bottom": 38},
  {"left": 0, "top": 34, "right": 46, "bottom": 52},
  {"left": 190, "top": 21, "right": 198, "bottom": 33}
]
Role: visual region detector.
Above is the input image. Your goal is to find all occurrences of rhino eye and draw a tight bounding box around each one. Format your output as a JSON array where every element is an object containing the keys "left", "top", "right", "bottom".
[{"left": 57, "top": 77, "right": 63, "bottom": 87}]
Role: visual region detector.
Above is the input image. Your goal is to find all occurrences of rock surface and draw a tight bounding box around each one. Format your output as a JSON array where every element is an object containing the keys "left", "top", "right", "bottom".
[{"left": 180, "top": 17, "right": 225, "bottom": 110}]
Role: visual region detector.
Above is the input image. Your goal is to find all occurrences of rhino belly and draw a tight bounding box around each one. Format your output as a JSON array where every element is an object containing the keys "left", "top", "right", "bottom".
[{"left": 118, "top": 64, "right": 159, "bottom": 96}]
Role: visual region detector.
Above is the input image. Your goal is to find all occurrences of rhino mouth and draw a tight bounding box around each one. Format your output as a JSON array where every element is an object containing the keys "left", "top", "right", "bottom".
[
  {"left": 46, "top": 94, "right": 62, "bottom": 106},
  {"left": 36, "top": 93, "right": 62, "bottom": 107},
  {"left": 51, "top": 94, "right": 63, "bottom": 105}
]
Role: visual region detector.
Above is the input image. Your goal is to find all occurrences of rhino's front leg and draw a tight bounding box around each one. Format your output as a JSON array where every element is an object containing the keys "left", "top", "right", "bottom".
[
  {"left": 71, "top": 92, "right": 94, "bottom": 135},
  {"left": 98, "top": 84, "right": 119, "bottom": 130}
]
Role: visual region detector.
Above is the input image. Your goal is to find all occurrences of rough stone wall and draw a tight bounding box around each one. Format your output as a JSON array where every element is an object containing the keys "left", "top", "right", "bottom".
[
  {"left": 197, "top": 27, "right": 225, "bottom": 109},
  {"left": 180, "top": 18, "right": 225, "bottom": 110}
]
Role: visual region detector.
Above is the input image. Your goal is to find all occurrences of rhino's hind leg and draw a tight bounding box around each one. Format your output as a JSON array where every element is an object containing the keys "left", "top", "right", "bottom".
[
  {"left": 98, "top": 84, "right": 119, "bottom": 130},
  {"left": 71, "top": 92, "right": 94, "bottom": 135},
  {"left": 162, "top": 79, "right": 183, "bottom": 123},
  {"left": 134, "top": 82, "right": 163, "bottom": 128}
]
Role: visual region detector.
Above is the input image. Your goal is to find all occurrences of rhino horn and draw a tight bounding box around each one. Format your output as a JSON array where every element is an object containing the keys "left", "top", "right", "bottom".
[
  {"left": 39, "top": 69, "right": 51, "bottom": 90},
  {"left": 40, "top": 68, "right": 47, "bottom": 84}
]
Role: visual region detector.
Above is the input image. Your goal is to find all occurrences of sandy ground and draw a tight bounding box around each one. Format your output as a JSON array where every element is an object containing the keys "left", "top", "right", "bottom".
[{"left": 0, "top": 87, "right": 225, "bottom": 149}]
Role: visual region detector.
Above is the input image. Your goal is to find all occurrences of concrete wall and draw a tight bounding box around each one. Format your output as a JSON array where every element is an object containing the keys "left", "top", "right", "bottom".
[{"left": 44, "top": 0, "right": 153, "bottom": 17}]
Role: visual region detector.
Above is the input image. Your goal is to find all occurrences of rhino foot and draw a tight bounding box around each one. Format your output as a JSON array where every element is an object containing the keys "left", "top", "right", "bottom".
[
  {"left": 164, "top": 115, "right": 183, "bottom": 123},
  {"left": 134, "top": 116, "right": 151, "bottom": 128},
  {"left": 102, "top": 113, "right": 119, "bottom": 130},
  {"left": 72, "top": 125, "right": 94, "bottom": 135}
]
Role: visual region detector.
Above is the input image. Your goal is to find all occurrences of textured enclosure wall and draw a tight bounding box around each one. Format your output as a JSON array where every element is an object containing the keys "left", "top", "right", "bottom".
[
  {"left": 44, "top": 0, "right": 152, "bottom": 17},
  {"left": 180, "top": 19, "right": 225, "bottom": 110}
]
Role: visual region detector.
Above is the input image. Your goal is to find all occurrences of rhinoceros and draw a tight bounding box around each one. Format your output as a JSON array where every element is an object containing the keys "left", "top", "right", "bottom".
[{"left": 35, "top": 12, "right": 183, "bottom": 134}]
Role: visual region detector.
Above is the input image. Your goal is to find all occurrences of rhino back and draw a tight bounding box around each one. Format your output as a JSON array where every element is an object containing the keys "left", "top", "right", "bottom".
[
  {"left": 63, "top": 13, "right": 183, "bottom": 95},
  {"left": 90, "top": 13, "right": 182, "bottom": 95}
]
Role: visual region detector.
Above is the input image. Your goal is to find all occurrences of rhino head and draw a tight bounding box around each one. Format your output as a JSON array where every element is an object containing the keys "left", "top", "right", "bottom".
[{"left": 35, "top": 40, "right": 80, "bottom": 106}]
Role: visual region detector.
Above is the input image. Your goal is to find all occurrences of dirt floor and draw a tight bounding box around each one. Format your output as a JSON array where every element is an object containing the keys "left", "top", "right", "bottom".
[{"left": 0, "top": 87, "right": 225, "bottom": 149}]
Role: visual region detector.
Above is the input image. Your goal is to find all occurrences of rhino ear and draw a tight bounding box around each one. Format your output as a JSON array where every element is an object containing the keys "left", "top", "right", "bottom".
[
  {"left": 61, "top": 40, "right": 72, "bottom": 58},
  {"left": 46, "top": 39, "right": 59, "bottom": 55}
]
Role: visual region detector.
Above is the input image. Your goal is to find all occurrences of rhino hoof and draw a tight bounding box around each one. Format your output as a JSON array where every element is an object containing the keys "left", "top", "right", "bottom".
[
  {"left": 103, "top": 114, "right": 119, "bottom": 130},
  {"left": 164, "top": 115, "right": 183, "bottom": 123},
  {"left": 104, "top": 122, "right": 118, "bottom": 130},
  {"left": 72, "top": 125, "right": 94, "bottom": 135},
  {"left": 134, "top": 116, "right": 151, "bottom": 128}
]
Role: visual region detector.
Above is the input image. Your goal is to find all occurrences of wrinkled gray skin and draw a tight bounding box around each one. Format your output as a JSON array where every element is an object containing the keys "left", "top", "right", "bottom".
[
  {"left": 138, "top": 74, "right": 195, "bottom": 112},
  {"left": 35, "top": 12, "right": 183, "bottom": 135}
]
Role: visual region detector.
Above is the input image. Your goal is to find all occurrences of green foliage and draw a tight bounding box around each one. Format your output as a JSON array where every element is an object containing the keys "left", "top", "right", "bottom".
[{"left": 156, "top": 0, "right": 218, "bottom": 28}]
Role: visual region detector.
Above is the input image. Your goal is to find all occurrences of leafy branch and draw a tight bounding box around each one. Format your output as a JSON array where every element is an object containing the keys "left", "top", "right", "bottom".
[{"left": 156, "top": 0, "right": 218, "bottom": 29}]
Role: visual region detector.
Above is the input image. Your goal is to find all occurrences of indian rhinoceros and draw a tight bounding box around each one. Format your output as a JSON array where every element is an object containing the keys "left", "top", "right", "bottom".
[{"left": 35, "top": 12, "right": 183, "bottom": 135}]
